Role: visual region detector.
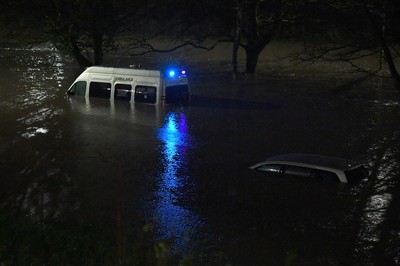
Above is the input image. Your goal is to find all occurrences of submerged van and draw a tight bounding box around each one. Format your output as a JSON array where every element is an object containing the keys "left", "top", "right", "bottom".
[{"left": 66, "top": 66, "right": 190, "bottom": 105}]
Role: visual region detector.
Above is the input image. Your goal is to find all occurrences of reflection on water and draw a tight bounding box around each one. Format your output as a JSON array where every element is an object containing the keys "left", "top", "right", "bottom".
[
  {"left": 361, "top": 193, "right": 392, "bottom": 242},
  {"left": 67, "top": 96, "right": 163, "bottom": 127},
  {"left": 348, "top": 123, "right": 400, "bottom": 264},
  {"left": 0, "top": 45, "right": 76, "bottom": 226},
  {"left": 21, "top": 126, "right": 49, "bottom": 139},
  {"left": 0, "top": 45, "right": 65, "bottom": 140},
  {"left": 153, "top": 111, "right": 204, "bottom": 253}
]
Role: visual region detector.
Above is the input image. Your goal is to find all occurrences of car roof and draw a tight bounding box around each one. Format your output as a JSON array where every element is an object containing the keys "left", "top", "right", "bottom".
[{"left": 255, "top": 153, "right": 362, "bottom": 171}]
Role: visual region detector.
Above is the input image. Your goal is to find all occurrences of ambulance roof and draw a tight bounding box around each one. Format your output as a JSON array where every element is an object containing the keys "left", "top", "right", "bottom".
[{"left": 83, "top": 66, "right": 161, "bottom": 78}]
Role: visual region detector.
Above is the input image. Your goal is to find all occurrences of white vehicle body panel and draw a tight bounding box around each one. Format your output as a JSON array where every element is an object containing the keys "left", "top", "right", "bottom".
[
  {"left": 250, "top": 153, "right": 367, "bottom": 183},
  {"left": 67, "top": 66, "right": 190, "bottom": 105}
]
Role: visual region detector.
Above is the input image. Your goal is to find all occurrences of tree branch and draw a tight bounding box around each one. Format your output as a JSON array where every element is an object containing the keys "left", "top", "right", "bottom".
[{"left": 129, "top": 38, "right": 231, "bottom": 56}]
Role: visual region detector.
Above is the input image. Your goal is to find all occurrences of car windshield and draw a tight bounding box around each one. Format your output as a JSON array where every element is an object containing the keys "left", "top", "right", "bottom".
[
  {"left": 345, "top": 166, "right": 368, "bottom": 183},
  {"left": 256, "top": 164, "right": 281, "bottom": 173}
]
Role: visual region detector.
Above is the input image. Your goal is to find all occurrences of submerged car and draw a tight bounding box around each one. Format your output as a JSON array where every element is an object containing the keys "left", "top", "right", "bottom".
[{"left": 249, "top": 153, "right": 368, "bottom": 183}]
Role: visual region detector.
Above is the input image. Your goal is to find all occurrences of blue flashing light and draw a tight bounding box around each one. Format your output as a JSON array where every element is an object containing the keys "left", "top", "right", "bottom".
[
  {"left": 166, "top": 68, "right": 187, "bottom": 78},
  {"left": 168, "top": 70, "right": 176, "bottom": 77}
]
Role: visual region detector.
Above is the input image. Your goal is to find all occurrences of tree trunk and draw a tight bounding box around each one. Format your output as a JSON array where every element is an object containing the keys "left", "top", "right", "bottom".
[
  {"left": 361, "top": 0, "right": 400, "bottom": 91},
  {"left": 232, "top": 42, "right": 239, "bottom": 74},
  {"left": 70, "top": 37, "right": 93, "bottom": 67},
  {"left": 93, "top": 32, "right": 103, "bottom": 65},
  {"left": 232, "top": 0, "right": 243, "bottom": 74},
  {"left": 92, "top": 4, "right": 105, "bottom": 66},
  {"left": 245, "top": 47, "right": 261, "bottom": 73},
  {"left": 232, "top": 22, "right": 240, "bottom": 73},
  {"left": 381, "top": 40, "right": 400, "bottom": 91},
  {"left": 238, "top": 0, "right": 280, "bottom": 74}
]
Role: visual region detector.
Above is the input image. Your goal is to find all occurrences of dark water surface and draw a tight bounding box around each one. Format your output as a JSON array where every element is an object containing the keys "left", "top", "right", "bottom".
[{"left": 1, "top": 46, "right": 400, "bottom": 265}]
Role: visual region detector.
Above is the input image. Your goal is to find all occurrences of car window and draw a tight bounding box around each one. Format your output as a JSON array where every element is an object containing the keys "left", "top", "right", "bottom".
[
  {"left": 284, "top": 165, "right": 313, "bottom": 177},
  {"left": 313, "top": 169, "right": 339, "bottom": 182},
  {"left": 89, "top": 82, "right": 111, "bottom": 99},
  {"left": 68, "top": 81, "right": 86, "bottom": 96},
  {"left": 134, "top": 85, "right": 157, "bottom": 104},
  {"left": 114, "top": 83, "right": 132, "bottom": 101},
  {"left": 256, "top": 164, "right": 282, "bottom": 173}
]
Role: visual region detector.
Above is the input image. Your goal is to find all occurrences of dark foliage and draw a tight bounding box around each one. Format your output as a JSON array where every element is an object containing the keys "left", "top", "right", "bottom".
[{"left": 1, "top": 0, "right": 399, "bottom": 83}]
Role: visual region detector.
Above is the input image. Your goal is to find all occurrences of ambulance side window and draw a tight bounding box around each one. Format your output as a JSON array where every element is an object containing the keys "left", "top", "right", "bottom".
[
  {"left": 134, "top": 86, "right": 156, "bottom": 104},
  {"left": 89, "top": 82, "right": 111, "bottom": 99},
  {"left": 68, "top": 81, "right": 87, "bottom": 96},
  {"left": 114, "top": 84, "right": 132, "bottom": 101}
]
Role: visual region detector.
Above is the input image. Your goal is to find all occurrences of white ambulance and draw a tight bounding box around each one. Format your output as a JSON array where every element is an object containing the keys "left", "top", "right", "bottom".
[{"left": 66, "top": 66, "right": 190, "bottom": 105}]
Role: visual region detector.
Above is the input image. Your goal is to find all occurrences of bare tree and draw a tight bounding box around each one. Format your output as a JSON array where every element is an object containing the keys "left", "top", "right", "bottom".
[
  {"left": 361, "top": 0, "right": 400, "bottom": 90},
  {"left": 127, "top": 0, "right": 285, "bottom": 74},
  {"left": 298, "top": 0, "right": 400, "bottom": 91},
  {"left": 46, "top": 0, "right": 155, "bottom": 66},
  {"left": 235, "top": 0, "right": 282, "bottom": 73},
  {"left": 125, "top": 0, "right": 233, "bottom": 66}
]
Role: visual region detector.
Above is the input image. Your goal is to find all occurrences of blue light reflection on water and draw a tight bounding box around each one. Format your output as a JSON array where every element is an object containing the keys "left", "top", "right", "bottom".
[{"left": 154, "top": 111, "right": 203, "bottom": 252}]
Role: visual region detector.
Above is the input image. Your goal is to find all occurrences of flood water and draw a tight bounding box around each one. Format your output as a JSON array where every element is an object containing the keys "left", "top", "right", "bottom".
[{"left": 1, "top": 46, "right": 400, "bottom": 265}]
